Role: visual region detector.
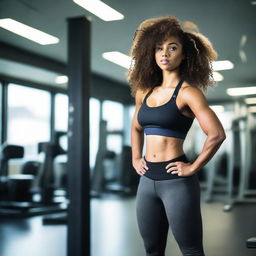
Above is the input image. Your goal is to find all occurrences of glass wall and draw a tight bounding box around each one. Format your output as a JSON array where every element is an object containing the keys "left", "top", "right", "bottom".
[
  {"left": 102, "top": 100, "right": 123, "bottom": 154},
  {"left": 54, "top": 94, "right": 100, "bottom": 169},
  {"left": 7, "top": 84, "right": 51, "bottom": 160},
  {"left": 5, "top": 83, "right": 121, "bottom": 171}
]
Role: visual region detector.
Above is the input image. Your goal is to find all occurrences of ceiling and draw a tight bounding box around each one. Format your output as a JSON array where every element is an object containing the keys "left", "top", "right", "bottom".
[{"left": 0, "top": 0, "right": 255, "bottom": 102}]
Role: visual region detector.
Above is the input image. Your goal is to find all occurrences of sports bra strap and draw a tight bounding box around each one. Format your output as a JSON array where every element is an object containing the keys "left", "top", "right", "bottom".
[
  {"left": 143, "top": 87, "right": 154, "bottom": 103},
  {"left": 143, "top": 79, "right": 184, "bottom": 103},
  {"left": 171, "top": 80, "right": 184, "bottom": 100}
]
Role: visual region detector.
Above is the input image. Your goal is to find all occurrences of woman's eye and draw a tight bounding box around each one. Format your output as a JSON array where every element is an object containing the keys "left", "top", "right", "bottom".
[{"left": 156, "top": 46, "right": 177, "bottom": 51}]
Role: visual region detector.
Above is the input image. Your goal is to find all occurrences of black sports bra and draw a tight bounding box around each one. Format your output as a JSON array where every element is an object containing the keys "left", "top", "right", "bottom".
[{"left": 137, "top": 80, "right": 194, "bottom": 139}]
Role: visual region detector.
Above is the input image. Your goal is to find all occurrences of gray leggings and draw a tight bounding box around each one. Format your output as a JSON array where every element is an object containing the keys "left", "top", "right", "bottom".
[{"left": 136, "top": 156, "right": 205, "bottom": 256}]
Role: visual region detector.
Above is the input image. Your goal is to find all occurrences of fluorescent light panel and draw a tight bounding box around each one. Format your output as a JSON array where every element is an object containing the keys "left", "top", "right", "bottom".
[
  {"left": 213, "top": 71, "right": 223, "bottom": 82},
  {"left": 212, "top": 60, "right": 234, "bottom": 71},
  {"left": 249, "top": 106, "right": 256, "bottom": 112},
  {"left": 245, "top": 97, "right": 256, "bottom": 104},
  {"left": 0, "top": 18, "right": 59, "bottom": 45},
  {"left": 56, "top": 76, "right": 68, "bottom": 84},
  {"left": 73, "top": 0, "right": 124, "bottom": 21},
  {"left": 227, "top": 86, "right": 256, "bottom": 96},
  {"left": 102, "top": 51, "right": 132, "bottom": 69}
]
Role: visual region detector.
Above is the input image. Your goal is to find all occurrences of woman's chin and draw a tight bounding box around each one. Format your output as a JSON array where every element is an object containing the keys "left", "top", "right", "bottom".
[{"left": 160, "top": 66, "right": 178, "bottom": 72}]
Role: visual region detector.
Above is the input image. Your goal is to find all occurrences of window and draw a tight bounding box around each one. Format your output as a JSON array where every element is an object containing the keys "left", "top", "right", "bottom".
[
  {"left": 90, "top": 98, "right": 100, "bottom": 168},
  {"left": 55, "top": 93, "right": 68, "bottom": 132},
  {"left": 125, "top": 105, "right": 136, "bottom": 146},
  {"left": 102, "top": 100, "right": 123, "bottom": 154},
  {"left": 103, "top": 100, "right": 123, "bottom": 131},
  {"left": 54, "top": 93, "right": 68, "bottom": 152},
  {"left": 7, "top": 84, "right": 51, "bottom": 160}
]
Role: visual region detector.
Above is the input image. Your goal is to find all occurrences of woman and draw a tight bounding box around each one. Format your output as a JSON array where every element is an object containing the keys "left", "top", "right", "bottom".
[{"left": 128, "top": 16, "right": 226, "bottom": 256}]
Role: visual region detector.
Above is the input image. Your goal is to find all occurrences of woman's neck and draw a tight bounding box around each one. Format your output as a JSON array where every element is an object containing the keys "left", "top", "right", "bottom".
[{"left": 161, "top": 70, "right": 180, "bottom": 88}]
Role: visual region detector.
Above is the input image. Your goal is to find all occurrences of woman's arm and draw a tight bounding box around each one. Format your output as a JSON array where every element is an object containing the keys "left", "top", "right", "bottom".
[
  {"left": 131, "top": 90, "right": 148, "bottom": 175},
  {"left": 166, "top": 86, "right": 226, "bottom": 176}
]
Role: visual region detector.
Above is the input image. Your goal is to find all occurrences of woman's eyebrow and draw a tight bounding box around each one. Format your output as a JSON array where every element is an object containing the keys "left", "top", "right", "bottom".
[{"left": 156, "top": 42, "right": 178, "bottom": 46}]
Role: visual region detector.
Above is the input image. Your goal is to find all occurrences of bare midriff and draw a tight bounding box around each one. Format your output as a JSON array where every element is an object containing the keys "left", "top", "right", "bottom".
[{"left": 145, "top": 135, "right": 184, "bottom": 162}]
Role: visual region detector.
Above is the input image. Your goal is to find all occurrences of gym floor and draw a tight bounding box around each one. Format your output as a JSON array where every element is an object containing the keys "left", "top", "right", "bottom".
[{"left": 0, "top": 194, "right": 256, "bottom": 256}]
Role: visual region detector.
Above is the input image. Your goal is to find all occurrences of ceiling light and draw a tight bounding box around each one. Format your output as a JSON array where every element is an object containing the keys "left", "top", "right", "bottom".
[
  {"left": 245, "top": 97, "right": 256, "bottom": 104},
  {"left": 213, "top": 71, "right": 224, "bottom": 81},
  {"left": 251, "top": 1, "right": 256, "bottom": 5},
  {"left": 240, "top": 35, "right": 247, "bottom": 47},
  {"left": 239, "top": 49, "right": 247, "bottom": 63},
  {"left": 227, "top": 86, "right": 256, "bottom": 96},
  {"left": 0, "top": 18, "right": 59, "bottom": 45},
  {"left": 249, "top": 106, "right": 256, "bottom": 112},
  {"left": 73, "top": 0, "right": 124, "bottom": 21},
  {"left": 102, "top": 51, "right": 132, "bottom": 69},
  {"left": 210, "top": 105, "right": 224, "bottom": 113},
  {"left": 56, "top": 76, "right": 68, "bottom": 84},
  {"left": 212, "top": 60, "right": 234, "bottom": 71}
]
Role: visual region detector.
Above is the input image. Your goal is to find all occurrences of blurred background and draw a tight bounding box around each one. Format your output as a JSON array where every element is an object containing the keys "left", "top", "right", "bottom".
[{"left": 0, "top": 0, "right": 256, "bottom": 255}]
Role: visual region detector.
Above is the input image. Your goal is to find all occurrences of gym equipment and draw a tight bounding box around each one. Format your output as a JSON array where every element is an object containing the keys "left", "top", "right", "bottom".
[
  {"left": 203, "top": 152, "right": 227, "bottom": 203},
  {"left": 246, "top": 237, "right": 256, "bottom": 248},
  {"left": 91, "top": 120, "right": 140, "bottom": 196},
  {"left": 36, "top": 131, "right": 67, "bottom": 204},
  {"left": 224, "top": 116, "right": 256, "bottom": 211},
  {"left": 0, "top": 144, "right": 24, "bottom": 176},
  {"left": 199, "top": 110, "right": 256, "bottom": 208},
  {"left": 119, "top": 145, "right": 140, "bottom": 195},
  {"left": 0, "top": 143, "right": 25, "bottom": 201},
  {"left": 91, "top": 120, "right": 109, "bottom": 196},
  {"left": 0, "top": 132, "right": 68, "bottom": 217}
]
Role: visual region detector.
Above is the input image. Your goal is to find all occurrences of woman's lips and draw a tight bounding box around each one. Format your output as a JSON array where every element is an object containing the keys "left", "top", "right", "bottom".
[{"left": 160, "top": 59, "right": 169, "bottom": 64}]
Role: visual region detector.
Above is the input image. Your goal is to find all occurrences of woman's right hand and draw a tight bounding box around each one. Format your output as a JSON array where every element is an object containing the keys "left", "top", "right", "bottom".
[{"left": 132, "top": 157, "right": 148, "bottom": 176}]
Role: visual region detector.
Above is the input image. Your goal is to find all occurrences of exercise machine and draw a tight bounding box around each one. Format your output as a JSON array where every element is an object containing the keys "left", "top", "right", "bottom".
[
  {"left": 0, "top": 131, "right": 67, "bottom": 217},
  {"left": 91, "top": 120, "right": 139, "bottom": 197},
  {"left": 224, "top": 116, "right": 256, "bottom": 211}
]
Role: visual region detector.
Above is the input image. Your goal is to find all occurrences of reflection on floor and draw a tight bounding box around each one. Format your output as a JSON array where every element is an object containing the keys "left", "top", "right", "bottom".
[{"left": 0, "top": 194, "right": 256, "bottom": 256}]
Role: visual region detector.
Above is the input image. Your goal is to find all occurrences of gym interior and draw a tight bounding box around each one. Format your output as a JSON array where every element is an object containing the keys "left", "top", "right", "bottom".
[{"left": 0, "top": 1, "right": 256, "bottom": 256}]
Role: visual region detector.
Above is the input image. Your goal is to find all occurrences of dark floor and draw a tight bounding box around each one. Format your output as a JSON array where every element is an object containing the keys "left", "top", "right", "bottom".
[{"left": 0, "top": 194, "right": 256, "bottom": 256}]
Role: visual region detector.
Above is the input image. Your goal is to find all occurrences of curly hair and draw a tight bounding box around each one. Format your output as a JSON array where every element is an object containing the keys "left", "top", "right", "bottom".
[{"left": 127, "top": 16, "right": 218, "bottom": 97}]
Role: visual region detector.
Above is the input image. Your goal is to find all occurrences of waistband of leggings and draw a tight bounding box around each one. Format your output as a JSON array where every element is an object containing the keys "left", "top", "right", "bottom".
[
  {"left": 143, "top": 154, "right": 189, "bottom": 165},
  {"left": 143, "top": 154, "right": 190, "bottom": 180}
]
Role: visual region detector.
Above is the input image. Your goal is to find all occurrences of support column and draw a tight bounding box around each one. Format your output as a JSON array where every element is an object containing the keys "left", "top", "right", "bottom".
[{"left": 67, "top": 17, "right": 91, "bottom": 256}]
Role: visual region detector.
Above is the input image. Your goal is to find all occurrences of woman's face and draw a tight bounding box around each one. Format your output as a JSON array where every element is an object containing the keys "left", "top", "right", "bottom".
[{"left": 155, "top": 36, "right": 184, "bottom": 71}]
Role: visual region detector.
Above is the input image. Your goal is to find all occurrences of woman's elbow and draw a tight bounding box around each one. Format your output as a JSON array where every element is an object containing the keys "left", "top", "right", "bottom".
[
  {"left": 207, "top": 129, "right": 226, "bottom": 144},
  {"left": 131, "top": 123, "right": 143, "bottom": 133},
  {"left": 219, "top": 128, "right": 226, "bottom": 141},
  {"left": 214, "top": 130, "right": 226, "bottom": 144}
]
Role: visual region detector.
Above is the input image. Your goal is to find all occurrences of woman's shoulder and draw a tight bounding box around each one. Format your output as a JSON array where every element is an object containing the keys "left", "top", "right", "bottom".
[
  {"left": 180, "top": 81, "right": 204, "bottom": 96},
  {"left": 180, "top": 81, "right": 207, "bottom": 103}
]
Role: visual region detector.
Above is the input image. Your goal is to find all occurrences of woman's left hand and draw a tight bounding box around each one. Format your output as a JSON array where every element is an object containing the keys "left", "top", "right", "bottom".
[{"left": 165, "top": 161, "right": 196, "bottom": 177}]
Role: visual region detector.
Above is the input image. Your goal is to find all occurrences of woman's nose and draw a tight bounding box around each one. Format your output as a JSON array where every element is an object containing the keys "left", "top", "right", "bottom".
[{"left": 162, "top": 49, "right": 169, "bottom": 57}]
